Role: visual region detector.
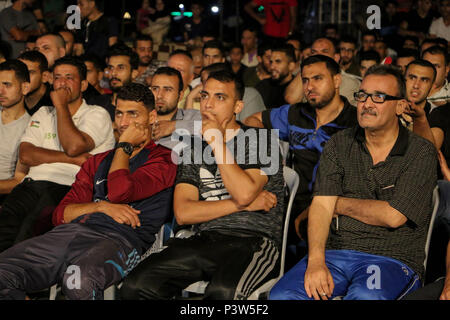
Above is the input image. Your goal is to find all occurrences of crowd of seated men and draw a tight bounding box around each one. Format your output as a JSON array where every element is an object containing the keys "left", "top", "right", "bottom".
[{"left": 0, "top": 0, "right": 449, "bottom": 300}]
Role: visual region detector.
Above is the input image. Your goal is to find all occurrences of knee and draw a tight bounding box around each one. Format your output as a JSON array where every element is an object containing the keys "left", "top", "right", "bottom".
[
  {"left": 204, "top": 282, "right": 236, "bottom": 300},
  {"left": 120, "top": 274, "right": 144, "bottom": 300},
  {"left": 61, "top": 268, "right": 100, "bottom": 300}
]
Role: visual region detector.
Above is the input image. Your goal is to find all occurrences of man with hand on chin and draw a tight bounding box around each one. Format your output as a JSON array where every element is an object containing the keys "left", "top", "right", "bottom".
[
  {"left": 0, "top": 83, "right": 177, "bottom": 300},
  {"left": 121, "top": 71, "right": 285, "bottom": 300}
]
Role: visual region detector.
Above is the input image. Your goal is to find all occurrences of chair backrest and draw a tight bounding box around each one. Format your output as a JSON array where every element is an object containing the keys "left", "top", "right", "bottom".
[
  {"left": 279, "top": 166, "right": 300, "bottom": 276},
  {"left": 423, "top": 185, "right": 440, "bottom": 272}
]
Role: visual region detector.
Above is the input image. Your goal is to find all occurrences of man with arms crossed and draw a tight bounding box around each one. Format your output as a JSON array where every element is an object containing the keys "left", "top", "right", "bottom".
[{"left": 270, "top": 65, "right": 437, "bottom": 300}]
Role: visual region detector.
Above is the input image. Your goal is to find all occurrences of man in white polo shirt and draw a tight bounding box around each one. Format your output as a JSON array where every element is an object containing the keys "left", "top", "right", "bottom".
[{"left": 0, "top": 56, "right": 115, "bottom": 253}]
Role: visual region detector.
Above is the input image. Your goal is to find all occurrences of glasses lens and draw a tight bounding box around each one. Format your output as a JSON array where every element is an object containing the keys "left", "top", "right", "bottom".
[
  {"left": 372, "top": 94, "right": 385, "bottom": 103},
  {"left": 355, "top": 92, "right": 367, "bottom": 102}
]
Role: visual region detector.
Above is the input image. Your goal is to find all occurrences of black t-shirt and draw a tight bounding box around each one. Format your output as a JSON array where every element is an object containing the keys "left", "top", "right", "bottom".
[
  {"left": 25, "top": 84, "right": 52, "bottom": 116},
  {"left": 429, "top": 103, "right": 450, "bottom": 165},
  {"left": 404, "top": 10, "right": 435, "bottom": 33},
  {"left": 75, "top": 14, "right": 119, "bottom": 59},
  {"left": 255, "top": 78, "right": 292, "bottom": 109}
]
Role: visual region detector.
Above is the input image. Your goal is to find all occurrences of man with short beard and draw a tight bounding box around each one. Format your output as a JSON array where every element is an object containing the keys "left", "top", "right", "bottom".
[
  {"left": 255, "top": 43, "right": 296, "bottom": 109},
  {"left": 244, "top": 55, "right": 357, "bottom": 265},
  {"left": 99, "top": 44, "right": 140, "bottom": 123},
  {"left": 242, "top": 42, "right": 272, "bottom": 87},
  {"left": 18, "top": 50, "right": 51, "bottom": 116},
  {"left": 149, "top": 67, "right": 202, "bottom": 150},
  {"left": 133, "top": 35, "right": 166, "bottom": 87}
]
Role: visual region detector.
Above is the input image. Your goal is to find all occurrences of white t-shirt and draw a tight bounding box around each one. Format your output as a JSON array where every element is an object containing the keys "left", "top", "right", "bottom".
[
  {"left": 0, "top": 109, "right": 30, "bottom": 179},
  {"left": 429, "top": 17, "right": 450, "bottom": 42},
  {"left": 20, "top": 100, "right": 115, "bottom": 186}
]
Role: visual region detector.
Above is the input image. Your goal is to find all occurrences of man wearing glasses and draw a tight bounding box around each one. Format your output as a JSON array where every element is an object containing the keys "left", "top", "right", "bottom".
[{"left": 270, "top": 64, "right": 438, "bottom": 300}]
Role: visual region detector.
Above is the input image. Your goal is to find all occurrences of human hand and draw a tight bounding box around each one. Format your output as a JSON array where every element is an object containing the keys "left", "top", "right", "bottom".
[
  {"left": 201, "top": 111, "right": 228, "bottom": 147},
  {"left": 304, "top": 261, "right": 334, "bottom": 300},
  {"left": 151, "top": 120, "right": 176, "bottom": 141},
  {"left": 404, "top": 100, "right": 426, "bottom": 119},
  {"left": 244, "top": 190, "right": 277, "bottom": 212},
  {"left": 72, "top": 152, "right": 91, "bottom": 166},
  {"left": 119, "top": 122, "right": 150, "bottom": 147},
  {"left": 50, "top": 87, "right": 71, "bottom": 109},
  {"left": 99, "top": 201, "right": 141, "bottom": 228}
]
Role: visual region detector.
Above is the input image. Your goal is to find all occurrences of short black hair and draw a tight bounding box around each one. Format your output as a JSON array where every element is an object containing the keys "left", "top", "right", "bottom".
[
  {"left": 207, "top": 70, "right": 245, "bottom": 100},
  {"left": 257, "top": 42, "right": 272, "bottom": 57},
  {"left": 116, "top": 83, "right": 155, "bottom": 111},
  {"left": 339, "top": 35, "right": 357, "bottom": 46},
  {"left": 228, "top": 43, "right": 244, "bottom": 52},
  {"left": 133, "top": 34, "right": 153, "bottom": 48},
  {"left": 405, "top": 59, "right": 437, "bottom": 82},
  {"left": 52, "top": 56, "right": 87, "bottom": 80},
  {"left": 396, "top": 48, "right": 420, "bottom": 60},
  {"left": 80, "top": 54, "right": 106, "bottom": 72},
  {"left": 153, "top": 66, "right": 184, "bottom": 93},
  {"left": 422, "top": 45, "right": 449, "bottom": 65},
  {"left": 360, "top": 50, "right": 381, "bottom": 64},
  {"left": 107, "top": 44, "right": 139, "bottom": 70},
  {"left": 364, "top": 64, "right": 406, "bottom": 98},
  {"left": 202, "top": 40, "right": 225, "bottom": 57},
  {"left": 18, "top": 50, "right": 48, "bottom": 73},
  {"left": 0, "top": 59, "right": 30, "bottom": 83},
  {"left": 301, "top": 54, "right": 340, "bottom": 76},
  {"left": 38, "top": 33, "right": 65, "bottom": 49},
  {"left": 202, "top": 62, "right": 232, "bottom": 75},
  {"left": 272, "top": 43, "right": 296, "bottom": 62}
]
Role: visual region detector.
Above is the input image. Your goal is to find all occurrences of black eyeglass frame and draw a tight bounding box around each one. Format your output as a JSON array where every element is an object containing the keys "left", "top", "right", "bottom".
[{"left": 354, "top": 91, "right": 403, "bottom": 103}]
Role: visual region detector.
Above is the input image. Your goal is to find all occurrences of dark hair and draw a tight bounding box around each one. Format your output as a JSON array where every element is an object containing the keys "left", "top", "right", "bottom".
[
  {"left": 228, "top": 43, "right": 244, "bottom": 52},
  {"left": 361, "top": 30, "right": 378, "bottom": 40},
  {"left": 339, "top": 35, "right": 357, "bottom": 46},
  {"left": 169, "top": 49, "right": 193, "bottom": 60},
  {"left": 396, "top": 48, "right": 420, "bottom": 60},
  {"left": 0, "top": 59, "right": 30, "bottom": 83},
  {"left": 257, "top": 42, "right": 272, "bottom": 57},
  {"left": 364, "top": 64, "right": 406, "bottom": 98},
  {"left": 153, "top": 66, "right": 183, "bottom": 93},
  {"left": 80, "top": 54, "right": 106, "bottom": 72},
  {"left": 202, "top": 40, "right": 225, "bottom": 57},
  {"left": 405, "top": 59, "right": 437, "bottom": 82},
  {"left": 272, "top": 43, "right": 296, "bottom": 62},
  {"left": 107, "top": 44, "right": 139, "bottom": 70},
  {"left": 403, "top": 36, "right": 419, "bottom": 47},
  {"left": 422, "top": 45, "right": 449, "bottom": 65},
  {"left": 360, "top": 50, "right": 381, "bottom": 63},
  {"left": 18, "top": 50, "right": 48, "bottom": 73},
  {"left": 435, "top": 37, "right": 448, "bottom": 50},
  {"left": 207, "top": 70, "right": 245, "bottom": 100},
  {"left": 242, "top": 26, "right": 258, "bottom": 37},
  {"left": 116, "top": 83, "right": 155, "bottom": 111},
  {"left": 301, "top": 54, "right": 340, "bottom": 76},
  {"left": 52, "top": 56, "right": 87, "bottom": 80},
  {"left": 133, "top": 34, "right": 153, "bottom": 48},
  {"left": 313, "top": 37, "right": 339, "bottom": 55},
  {"left": 202, "top": 62, "right": 232, "bottom": 75}
]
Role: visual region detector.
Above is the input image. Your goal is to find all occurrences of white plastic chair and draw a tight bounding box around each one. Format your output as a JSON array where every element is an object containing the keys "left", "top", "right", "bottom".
[{"left": 182, "top": 166, "right": 300, "bottom": 299}]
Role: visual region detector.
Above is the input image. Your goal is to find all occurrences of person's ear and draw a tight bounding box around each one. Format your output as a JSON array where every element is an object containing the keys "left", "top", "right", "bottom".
[
  {"left": 334, "top": 53, "right": 340, "bottom": 63},
  {"left": 233, "top": 99, "right": 244, "bottom": 115},
  {"left": 396, "top": 99, "right": 408, "bottom": 116},
  {"left": 21, "top": 81, "right": 31, "bottom": 96},
  {"left": 97, "top": 70, "right": 104, "bottom": 82},
  {"left": 131, "top": 69, "right": 139, "bottom": 81},
  {"left": 333, "top": 73, "right": 342, "bottom": 89},
  {"left": 59, "top": 48, "right": 66, "bottom": 58},
  {"left": 42, "top": 70, "right": 50, "bottom": 83},
  {"left": 148, "top": 109, "right": 157, "bottom": 125},
  {"left": 288, "top": 61, "right": 296, "bottom": 73},
  {"left": 81, "top": 79, "right": 88, "bottom": 93}
]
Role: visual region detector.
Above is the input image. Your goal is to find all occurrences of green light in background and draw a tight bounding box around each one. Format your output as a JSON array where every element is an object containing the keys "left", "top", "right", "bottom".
[
  {"left": 171, "top": 11, "right": 193, "bottom": 17},
  {"left": 258, "top": 6, "right": 264, "bottom": 12}
]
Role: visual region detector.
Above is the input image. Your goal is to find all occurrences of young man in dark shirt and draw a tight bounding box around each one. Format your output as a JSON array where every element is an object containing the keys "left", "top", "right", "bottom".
[
  {"left": 0, "top": 83, "right": 176, "bottom": 300},
  {"left": 121, "top": 71, "right": 285, "bottom": 300}
]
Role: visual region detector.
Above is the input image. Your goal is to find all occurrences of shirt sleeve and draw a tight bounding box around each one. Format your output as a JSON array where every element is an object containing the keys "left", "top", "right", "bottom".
[
  {"left": 0, "top": 10, "right": 17, "bottom": 32},
  {"left": 429, "top": 105, "right": 449, "bottom": 131},
  {"left": 107, "top": 146, "right": 177, "bottom": 203},
  {"left": 20, "top": 109, "right": 45, "bottom": 147},
  {"left": 77, "top": 107, "right": 114, "bottom": 149},
  {"left": 313, "top": 134, "right": 344, "bottom": 196},
  {"left": 261, "top": 104, "right": 291, "bottom": 141},
  {"left": 388, "top": 142, "right": 438, "bottom": 226},
  {"left": 52, "top": 156, "right": 96, "bottom": 226}
]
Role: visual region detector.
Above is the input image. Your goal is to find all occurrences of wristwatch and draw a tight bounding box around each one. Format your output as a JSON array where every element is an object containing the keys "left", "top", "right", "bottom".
[{"left": 116, "top": 142, "right": 133, "bottom": 156}]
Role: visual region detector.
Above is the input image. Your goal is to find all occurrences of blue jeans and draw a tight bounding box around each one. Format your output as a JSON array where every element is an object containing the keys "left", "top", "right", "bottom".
[{"left": 269, "top": 250, "right": 421, "bottom": 300}]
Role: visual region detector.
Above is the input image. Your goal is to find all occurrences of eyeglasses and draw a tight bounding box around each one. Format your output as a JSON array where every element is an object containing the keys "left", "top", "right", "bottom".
[{"left": 354, "top": 91, "right": 403, "bottom": 103}]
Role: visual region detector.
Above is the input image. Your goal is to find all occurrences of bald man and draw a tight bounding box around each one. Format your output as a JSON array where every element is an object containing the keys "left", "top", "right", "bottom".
[{"left": 35, "top": 33, "right": 66, "bottom": 68}]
